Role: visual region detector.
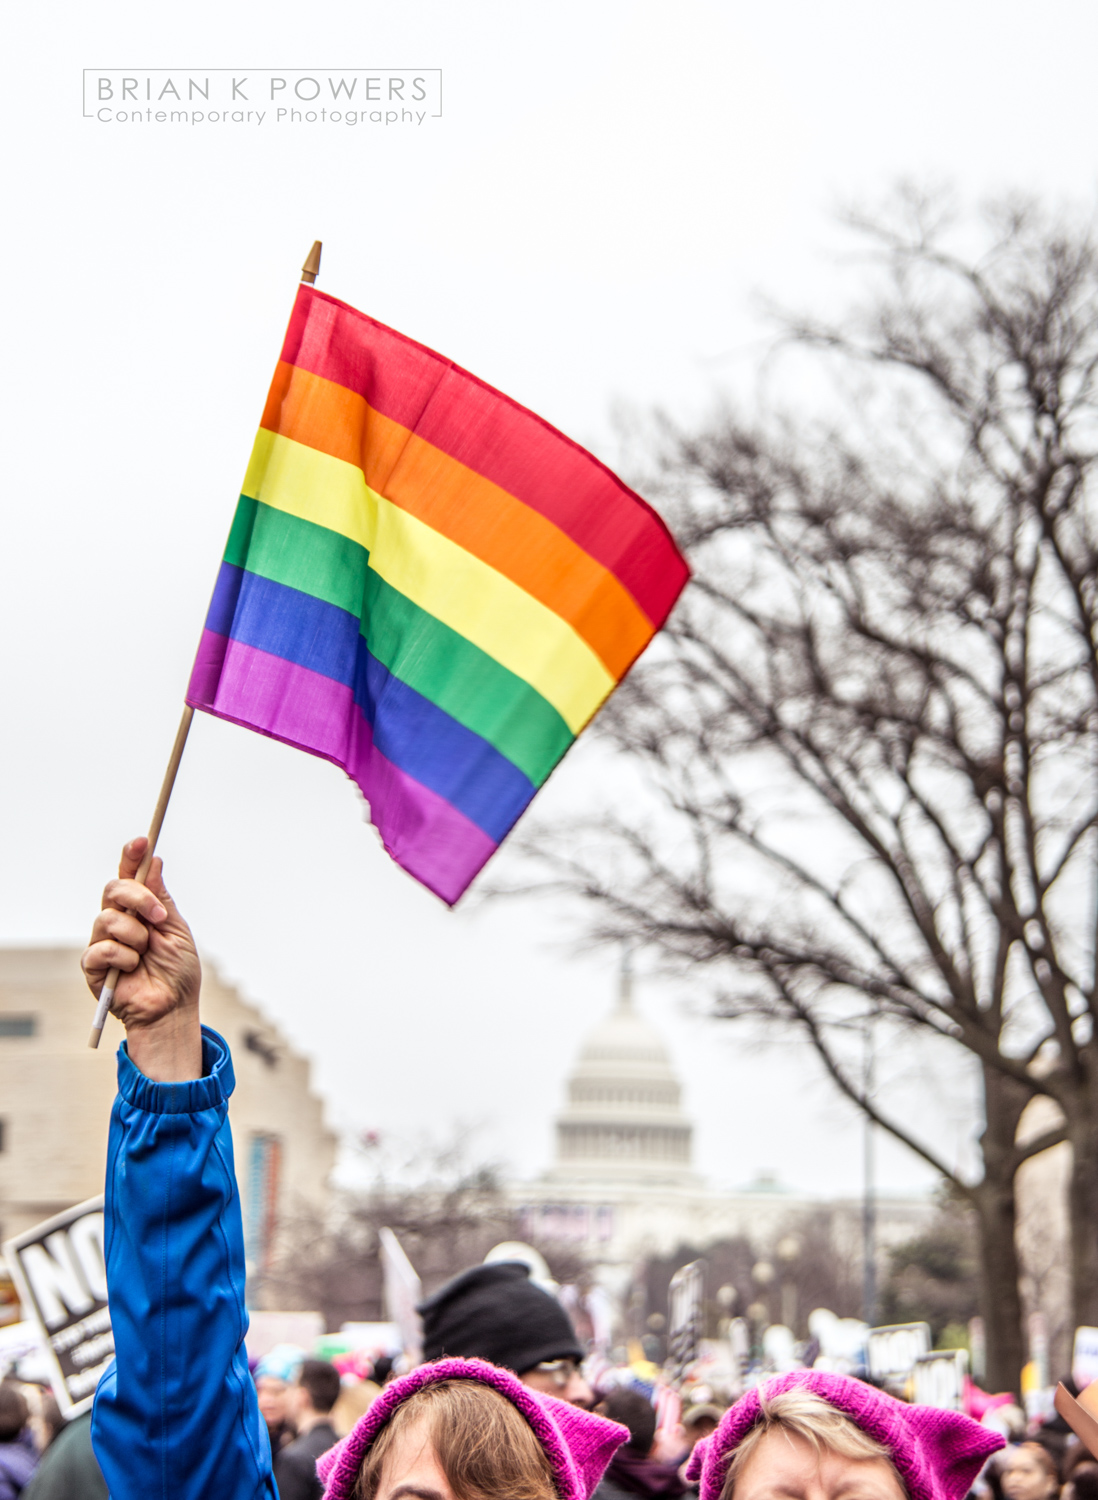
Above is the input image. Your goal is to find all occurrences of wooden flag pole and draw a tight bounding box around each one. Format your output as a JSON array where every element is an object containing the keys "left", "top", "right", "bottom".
[
  {"left": 88, "top": 705, "right": 195, "bottom": 1049},
  {"left": 88, "top": 241, "right": 323, "bottom": 1051}
]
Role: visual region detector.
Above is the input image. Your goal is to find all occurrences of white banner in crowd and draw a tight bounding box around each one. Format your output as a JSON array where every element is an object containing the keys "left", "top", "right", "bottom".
[
  {"left": 1073, "top": 1327, "right": 1098, "bottom": 1389},
  {"left": 809, "top": 1309, "right": 868, "bottom": 1369},
  {"left": 380, "top": 1226, "right": 423, "bottom": 1367},
  {"left": 912, "top": 1349, "right": 968, "bottom": 1410},
  {"left": 3, "top": 1195, "right": 113, "bottom": 1417},
  {"left": 866, "top": 1322, "right": 932, "bottom": 1383},
  {"left": 0, "top": 1318, "right": 49, "bottom": 1382},
  {"left": 667, "top": 1259, "right": 704, "bottom": 1382}
]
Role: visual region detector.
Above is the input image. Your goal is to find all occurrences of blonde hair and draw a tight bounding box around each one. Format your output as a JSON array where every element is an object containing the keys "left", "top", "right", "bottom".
[
  {"left": 720, "top": 1385, "right": 901, "bottom": 1500},
  {"left": 353, "top": 1379, "right": 558, "bottom": 1500}
]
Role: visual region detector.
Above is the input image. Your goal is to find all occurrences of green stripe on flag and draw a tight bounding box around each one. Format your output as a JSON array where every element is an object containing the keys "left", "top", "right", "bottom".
[{"left": 223, "top": 495, "right": 574, "bottom": 785}]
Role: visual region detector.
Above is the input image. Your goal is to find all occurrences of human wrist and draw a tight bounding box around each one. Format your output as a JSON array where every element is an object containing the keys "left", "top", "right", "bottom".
[{"left": 125, "top": 1001, "right": 204, "bottom": 1082}]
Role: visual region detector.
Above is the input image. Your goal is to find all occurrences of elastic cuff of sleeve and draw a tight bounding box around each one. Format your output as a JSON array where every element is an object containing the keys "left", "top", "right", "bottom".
[{"left": 115, "top": 1025, "right": 236, "bottom": 1113}]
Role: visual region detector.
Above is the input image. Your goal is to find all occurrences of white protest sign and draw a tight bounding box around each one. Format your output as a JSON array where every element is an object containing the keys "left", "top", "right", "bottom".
[
  {"left": 867, "top": 1322, "right": 931, "bottom": 1382},
  {"left": 380, "top": 1227, "right": 423, "bottom": 1366},
  {"left": 0, "top": 1319, "right": 47, "bottom": 1380},
  {"left": 763, "top": 1323, "right": 798, "bottom": 1371},
  {"left": 3, "top": 1195, "right": 113, "bottom": 1417},
  {"left": 912, "top": 1349, "right": 967, "bottom": 1410},
  {"left": 1073, "top": 1327, "right": 1098, "bottom": 1390},
  {"left": 809, "top": 1308, "right": 868, "bottom": 1367},
  {"left": 668, "top": 1260, "right": 705, "bottom": 1383}
]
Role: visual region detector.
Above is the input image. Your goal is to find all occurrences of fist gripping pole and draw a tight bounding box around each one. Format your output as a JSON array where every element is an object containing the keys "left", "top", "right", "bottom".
[{"left": 88, "top": 705, "right": 195, "bottom": 1048}]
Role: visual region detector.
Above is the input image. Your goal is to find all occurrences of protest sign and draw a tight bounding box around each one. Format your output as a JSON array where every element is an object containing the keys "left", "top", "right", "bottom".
[
  {"left": 1074, "top": 1327, "right": 1098, "bottom": 1390},
  {"left": 668, "top": 1259, "right": 705, "bottom": 1382},
  {"left": 3, "top": 1195, "right": 112, "bottom": 1417},
  {"left": 763, "top": 1323, "right": 799, "bottom": 1372},
  {"left": 380, "top": 1226, "right": 423, "bottom": 1366},
  {"left": 809, "top": 1308, "right": 868, "bottom": 1369},
  {"left": 912, "top": 1349, "right": 968, "bottom": 1410},
  {"left": 867, "top": 1322, "right": 931, "bottom": 1383},
  {"left": 0, "top": 1319, "right": 47, "bottom": 1381}
]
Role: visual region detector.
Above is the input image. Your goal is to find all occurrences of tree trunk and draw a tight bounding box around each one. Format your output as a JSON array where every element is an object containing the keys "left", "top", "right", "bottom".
[
  {"left": 1067, "top": 1062, "right": 1098, "bottom": 1332},
  {"left": 972, "top": 1066, "right": 1029, "bottom": 1395},
  {"left": 970, "top": 1177, "right": 1025, "bottom": 1393}
]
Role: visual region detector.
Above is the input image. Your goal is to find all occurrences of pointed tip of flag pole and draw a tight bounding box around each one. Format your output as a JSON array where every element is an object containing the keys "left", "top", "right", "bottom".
[{"left": 301, "top": 240, "right": 323, "bottom": 285}]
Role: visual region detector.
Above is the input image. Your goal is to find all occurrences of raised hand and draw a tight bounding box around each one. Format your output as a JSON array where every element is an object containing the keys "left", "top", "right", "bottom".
[{"left": 82, "top": 837, "right": 203, "bottom": 1081}]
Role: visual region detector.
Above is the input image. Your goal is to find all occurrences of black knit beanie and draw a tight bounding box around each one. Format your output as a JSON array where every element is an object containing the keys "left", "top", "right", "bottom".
[{"left": 418, "top": 1261, "right": 583, "bottom": 1373}]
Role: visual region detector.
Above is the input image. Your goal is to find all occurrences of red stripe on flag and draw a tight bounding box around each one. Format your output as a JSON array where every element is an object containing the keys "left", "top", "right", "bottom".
[{"left": 279, "top": 287, "right": 689, "bottom": 628}]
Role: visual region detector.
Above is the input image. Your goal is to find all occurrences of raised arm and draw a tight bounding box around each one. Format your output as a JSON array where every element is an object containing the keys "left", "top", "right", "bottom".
[{"left": 82, "top": 838, "right": 277, "bottom": 1500}]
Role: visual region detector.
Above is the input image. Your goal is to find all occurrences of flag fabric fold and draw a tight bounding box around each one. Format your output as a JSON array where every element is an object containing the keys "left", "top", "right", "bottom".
[{"left": 187, "top": 285, "right": 689, "bottom": 904}]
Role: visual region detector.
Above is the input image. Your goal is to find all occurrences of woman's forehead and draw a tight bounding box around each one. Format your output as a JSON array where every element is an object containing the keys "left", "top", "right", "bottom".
[{"left": 734, "top": 1429, "right": 904, "bottom": 1498}]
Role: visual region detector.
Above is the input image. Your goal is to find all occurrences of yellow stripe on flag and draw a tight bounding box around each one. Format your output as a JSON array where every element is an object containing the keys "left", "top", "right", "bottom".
[{"left": 242, "top": 429, "right": 616, "bottom": 733}]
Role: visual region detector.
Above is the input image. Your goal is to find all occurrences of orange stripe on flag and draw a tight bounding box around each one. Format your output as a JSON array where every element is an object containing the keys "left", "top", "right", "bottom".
[{"left": 260, "top": 361, "right": 654, "bottom": 679}]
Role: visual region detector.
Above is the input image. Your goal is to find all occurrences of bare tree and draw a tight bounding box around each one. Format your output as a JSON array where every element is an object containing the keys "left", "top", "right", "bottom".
[
  {"left": 262, "top": 1133, "right": 586, "bottom": 1331},
  {"left": 522, "top": 192, "right": 1098, "bottom": 1393}
]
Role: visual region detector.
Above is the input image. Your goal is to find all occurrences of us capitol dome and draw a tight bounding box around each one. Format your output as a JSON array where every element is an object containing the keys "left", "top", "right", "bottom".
[{"left": 551, "top": 966, "right": 694, "bottom": 1182}]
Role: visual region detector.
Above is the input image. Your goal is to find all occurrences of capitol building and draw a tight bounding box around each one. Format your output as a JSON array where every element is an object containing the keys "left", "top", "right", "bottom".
[{"left": 511, "top": 970, "right": 931, "bottom": 1293}]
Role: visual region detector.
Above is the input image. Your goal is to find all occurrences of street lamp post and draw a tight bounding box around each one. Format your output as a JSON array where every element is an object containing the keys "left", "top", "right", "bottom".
[
  {"left": 776, "top": 1235, "right": 801, "bottom": 1335},
  {"left": 863, "top": 1026, "right": 877, "bottom": 1328},
  {"left": 750, "top": 1258, "right": 775, "bottom": 1356}
]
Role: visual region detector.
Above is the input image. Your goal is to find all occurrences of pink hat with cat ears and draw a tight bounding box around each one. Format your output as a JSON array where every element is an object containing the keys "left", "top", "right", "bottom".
[
  {"left": 686, "top": 1371, "right": 1004, "bottom": 1500},
  {"left": 317, "top": 1356, "right": 628, "bottom": 1500}
]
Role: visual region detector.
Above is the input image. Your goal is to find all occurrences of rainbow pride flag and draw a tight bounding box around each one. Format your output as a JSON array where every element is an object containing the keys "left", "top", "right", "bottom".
[{"left": 187, "top": 286, "right": 689, "bottom": 904}]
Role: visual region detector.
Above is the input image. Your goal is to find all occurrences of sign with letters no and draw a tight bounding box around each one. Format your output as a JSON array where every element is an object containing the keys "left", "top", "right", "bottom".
[{"left": 3, "top": 1195, "right": 113, "bottom": 1417}]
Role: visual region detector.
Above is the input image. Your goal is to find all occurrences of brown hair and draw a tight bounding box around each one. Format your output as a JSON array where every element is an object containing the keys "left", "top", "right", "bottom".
[
  {"left": 298, "top": 1358, "right": 341, "bottom": 1416},
  {"left": 353, "top": 1379, "right": 558, "bottom": 1500},
  {"left": 720, "top": 1386, "right": 903, "bottom": 1500}
]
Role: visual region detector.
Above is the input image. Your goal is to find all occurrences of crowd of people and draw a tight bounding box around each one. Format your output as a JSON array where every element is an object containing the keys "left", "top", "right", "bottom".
[
  {"left": 234, "top": 1274, "right": 1098, "bottom": 1500},
  {"left": 1, "top": 840, "right": 1096, "bottom": 1499},
  {"left": 6, "top": 1310, "right": 1098, "bottom": 1500}
]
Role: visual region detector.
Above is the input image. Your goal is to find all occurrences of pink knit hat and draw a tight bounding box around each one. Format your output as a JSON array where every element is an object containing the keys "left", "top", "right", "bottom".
[
  {"left": 317, "top": 1356, "right": 629, "bottom": 1500},
  {"left": 685, "top": 1372, "right": 1004, "bottom": 1500}
]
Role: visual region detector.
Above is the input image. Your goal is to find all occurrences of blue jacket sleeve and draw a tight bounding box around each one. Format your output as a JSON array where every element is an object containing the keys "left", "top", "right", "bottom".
[{"left": 91, "top": 1026, "right": 277, "bottom": 1500}]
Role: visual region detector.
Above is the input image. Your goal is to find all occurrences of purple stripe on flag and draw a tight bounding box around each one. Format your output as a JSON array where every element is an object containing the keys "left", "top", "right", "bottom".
[{"left": 187, "top": 631, "right": 498, "bottom": 904}]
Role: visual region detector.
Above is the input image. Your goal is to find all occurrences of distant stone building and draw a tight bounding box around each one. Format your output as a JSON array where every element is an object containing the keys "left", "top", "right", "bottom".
[
  {"left": 512, "top": 972, "right": 932, "bottom": 1298},
  {"left": 0, "top": 947, "right": 335, "bottom": 1306}
]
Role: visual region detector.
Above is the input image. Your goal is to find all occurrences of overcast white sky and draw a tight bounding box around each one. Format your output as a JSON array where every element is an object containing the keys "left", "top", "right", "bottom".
[{"left": 3, "top": 0, "right": 1095, "bottom": 1198}]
